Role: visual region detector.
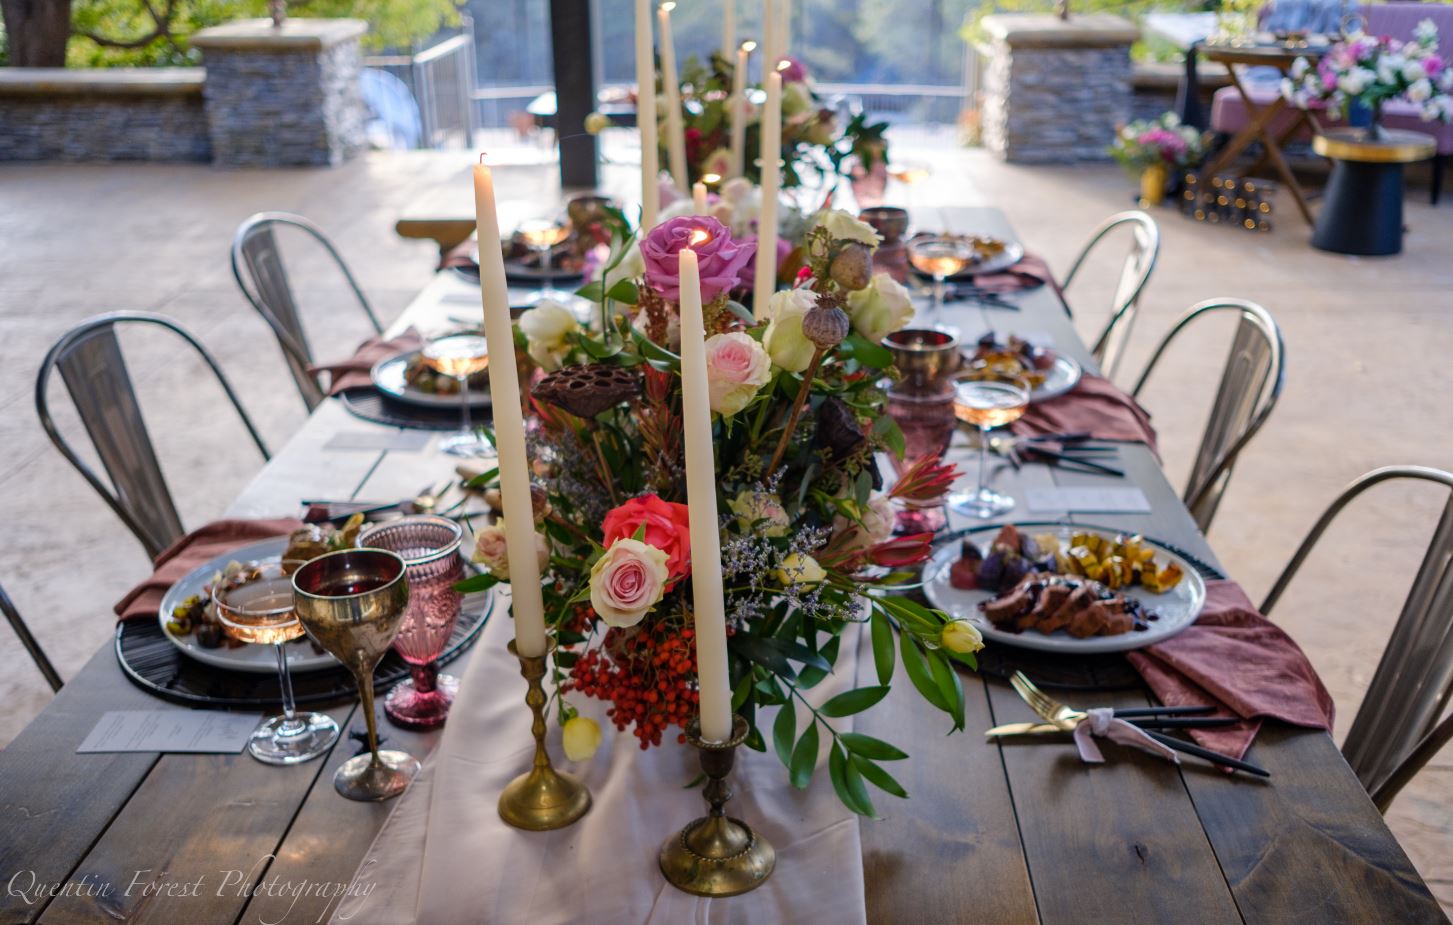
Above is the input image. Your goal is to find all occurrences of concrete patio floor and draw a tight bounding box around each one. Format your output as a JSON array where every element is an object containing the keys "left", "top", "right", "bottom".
[{"left": 1, "top": 139, "right": 1451, "bottom": 908}]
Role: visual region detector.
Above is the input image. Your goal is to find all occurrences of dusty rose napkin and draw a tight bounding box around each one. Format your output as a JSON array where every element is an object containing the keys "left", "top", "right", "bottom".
[
  {"left": 969, "top": 252, "right": 1060, "bottom": 296},
  {"left": 308, "top": 328, "right": 424, "bottom": 396},
  {"left": 1126, "top": 580, "right": 1336, "bottom": 761},
  {"left": 1012, "top": 374, "right": 1158, "bottom": 453},
  {"left": 114, "top": 518, "right": 304, "bottom": 621}
]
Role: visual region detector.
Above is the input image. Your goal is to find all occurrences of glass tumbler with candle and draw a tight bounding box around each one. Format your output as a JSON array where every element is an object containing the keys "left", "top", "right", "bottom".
[
  {"left": 213, "top": 562, "right": 340, "bottom": 765},
  {"left": 885, "top": 381, "right": 957, "bottom": 534},
  {"left": 357, "top": 516, "right": 465, "bottom": 730}
]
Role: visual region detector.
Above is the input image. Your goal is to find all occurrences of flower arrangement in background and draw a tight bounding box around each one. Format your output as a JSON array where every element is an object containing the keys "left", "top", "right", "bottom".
[
  {"left": 1282, "top": 20, "right": 1453, "bottom": 129},
  {"left": 667, "top": 52, "right": 890, "bottom": 190},
  {"left": 1108, "top": 111, "right": 1205, "bottom": 173},
  {"left": 464, "top": 208, "right": 977, "bottom": 817}
]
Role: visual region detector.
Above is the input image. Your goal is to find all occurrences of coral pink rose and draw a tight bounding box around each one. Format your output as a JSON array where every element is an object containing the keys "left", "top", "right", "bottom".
[
  {"left": 589, "top": 538, "right": 670, "bottom": 628},
  {"left": 704, "top": 332, "right": 771, "bottom": 417},
  {"left": 602, "top": 494, "right": 692, "bottom": 580}
]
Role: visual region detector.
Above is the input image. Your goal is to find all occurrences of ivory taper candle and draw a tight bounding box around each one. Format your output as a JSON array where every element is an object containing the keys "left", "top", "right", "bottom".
[
  {"left": 779, "top": 0, "right": 791, "bottom": 59},
  {"left": 635, "top": 0, "right": 660, "bottom": 229},
  {"left": 722, "top": 0, "right": 735, "bottom": 60},
  {"left": 658, "top": 2, "right": 689, "bottom": 194},
  {"left": 676, "top": 240, "right": 733, "bottom": 745},
  {"left": 692, "top": 181, "right": 708, "bottom": 214},
  {"left": 752, "top": 71, "right": 782, "bottom": 314},
  {"left": 473, "top": 162, "right": 547, "bottom": 659},
  {"left": 761, "top": 0, "right": 777, "bottom": 78},
  {"left": 729, "top": 41, "right": 753, "bottom": 178}
]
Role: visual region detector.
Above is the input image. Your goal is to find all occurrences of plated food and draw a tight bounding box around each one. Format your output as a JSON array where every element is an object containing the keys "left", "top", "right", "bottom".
[
  {"left": 963, "top": 334, "right": 1082, "bottom": 402},
  {"left": 924, "top": 524, "right": 1206, "bottom": 654},
  {"left": 371, "top": 350, "right": 492, "bottom": 409}
]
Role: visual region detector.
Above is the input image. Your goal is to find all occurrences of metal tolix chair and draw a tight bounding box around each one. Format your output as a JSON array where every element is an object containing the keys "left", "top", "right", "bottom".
[
  {"left": 1130, "top": 298, "right": 1285, "bottom": 533},
  {"left": 2, "top": 581, "right": 63, "bottom": 692},
  {"left": 1061, "top": 211, "right": 1161, "bottom": 383},
  {"left": 231, "top": 212, "right": 382, "bottom": 412},
  {"left": 35, "top": 312, "right": 271, "bottom": 560},
  {"left": 1261, "top": 466, "right": 1453, "bottom": 812}
]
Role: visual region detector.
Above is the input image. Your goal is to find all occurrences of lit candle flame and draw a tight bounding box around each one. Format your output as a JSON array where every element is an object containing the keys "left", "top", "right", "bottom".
[
  {"left": 660, "top": 1, "right": 675, "bottom": 11},
  {"left": 688, "top": 228, "right": 712, "bottom": 247},
  {"left": 776, "top": 59, "right": 790, "bottom": 71},
  {"left": 741, "top": 40, "right": 757, "bottom": 52},
  {"left": 702, "top": 173, "right": 721, "bottom": 185}
]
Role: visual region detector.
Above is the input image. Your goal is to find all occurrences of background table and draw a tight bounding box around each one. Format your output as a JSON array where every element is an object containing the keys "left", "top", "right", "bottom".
[
  {"left": 1312, "top": 128, "right": 1437, "bottom": 256},
  {"left": 0, "top": 208, "right": 1443, "bottom": 925}
]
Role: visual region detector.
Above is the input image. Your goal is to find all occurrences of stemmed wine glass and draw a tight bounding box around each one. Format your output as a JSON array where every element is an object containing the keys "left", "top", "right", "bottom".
[
  {"left": 888, "top": 160, "right": 930, "bottom": 214},
  {"left": 292, "top": 548, "right": 420, "bottom": 801},
  {"left": 517, "top": 217, "right": 572, "bottom": 306},
  {"left": 213, "top": 562, "right": 340, "bottom": 765},
  {"left": 357, "top": 516, "right": 465, "bottom": 730},
  {"left": 422, "top": 333, "right": 495, "bottom": 459},
  {"left": 907, "top": 236, "right": 974, "bottom": 327},
  {"left": 949, "top": 364, "right": 1030, "bottom": 519}
]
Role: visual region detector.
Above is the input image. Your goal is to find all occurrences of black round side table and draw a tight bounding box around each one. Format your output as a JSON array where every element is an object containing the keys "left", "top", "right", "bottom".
[{"left": 1311, "top": 128, "right": 1436, "bottom": 256}]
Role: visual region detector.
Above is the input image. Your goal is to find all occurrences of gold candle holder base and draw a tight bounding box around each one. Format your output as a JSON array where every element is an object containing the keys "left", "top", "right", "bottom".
[
  {"left": 659, "top": 715, "right": 775, "bottom": 896},
  {"left": 498, "top": 640, "right": 591, "bottom": 831}
]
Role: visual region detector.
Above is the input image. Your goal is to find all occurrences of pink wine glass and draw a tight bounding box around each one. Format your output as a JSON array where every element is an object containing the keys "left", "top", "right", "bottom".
[
  {"left": 357, "top": 515, "right": 465, "bottom": 730},
  {"left": 885, "top": 382, "right": 957, "bottom": 534}
]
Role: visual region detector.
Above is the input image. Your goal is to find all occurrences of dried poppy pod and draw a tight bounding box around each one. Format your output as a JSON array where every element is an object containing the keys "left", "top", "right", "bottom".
[
  {"left": 801, "top": 305, "right": 850, "bottom": 350},
  {"left": 829, "top": 242, "right": 874, "bottom": 291},
  {"left": 532, "top": 363, "right": 642, "bottom": 418}
]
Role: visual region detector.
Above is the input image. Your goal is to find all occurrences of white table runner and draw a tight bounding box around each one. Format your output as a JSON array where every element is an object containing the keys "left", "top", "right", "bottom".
[{"left": 332, "top": 599, "right": 870, "bottom": 924}]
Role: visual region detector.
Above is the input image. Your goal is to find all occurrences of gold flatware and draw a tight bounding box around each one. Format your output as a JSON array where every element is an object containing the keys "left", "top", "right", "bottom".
[{"left": 986, "top": 721, "right": 1068, "bottom": 737}]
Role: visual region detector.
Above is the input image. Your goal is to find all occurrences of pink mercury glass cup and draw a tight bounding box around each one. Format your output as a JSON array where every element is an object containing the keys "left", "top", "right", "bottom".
[
  {"left": 885, "top": 381, "right": 957, "bottom": 534},
  {"left": 357, "top": 515, "right": 465, "bottom": 730}
]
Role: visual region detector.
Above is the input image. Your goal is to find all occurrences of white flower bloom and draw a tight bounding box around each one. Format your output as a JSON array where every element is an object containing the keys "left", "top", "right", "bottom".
[
  {"left": 1409, "top": 77, "right": 1434, "bottom": 102},
  {"left": 1291, "top": 56, "right": 1311, "bottom": 79},
  {"left": 1403, "top": 60, "right": 1428, "bottom": 83},
  {"left": 816, "top": 209, "right": 882, "bottom": 247},
  {"left": 1415, "top": 18, "right": 1438, "bottom": 44}
]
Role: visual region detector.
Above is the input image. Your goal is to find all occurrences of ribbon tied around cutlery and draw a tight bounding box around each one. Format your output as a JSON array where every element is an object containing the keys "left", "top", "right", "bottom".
[{"left": 1072, "top": 708, "right": 1180, "bottom": 765}]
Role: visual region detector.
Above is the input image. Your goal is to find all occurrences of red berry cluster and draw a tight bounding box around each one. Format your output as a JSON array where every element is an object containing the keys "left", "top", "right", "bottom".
[{"left": 567, "top": 623, "right": 699, "bottom": 749}]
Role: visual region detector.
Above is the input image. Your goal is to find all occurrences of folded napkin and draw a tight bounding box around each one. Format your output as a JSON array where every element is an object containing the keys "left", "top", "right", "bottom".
[
  {"left": 308, "top": 328, "right": 424, "bottom": 397},
  {"left": 439, "top": 237, "right": 477, "bottom": 272},
  {"left": 114, "top": 518, "right": 304, "bottom": 621},
  {"left": 1012, "top": 374, "right": 1159, "bottom": 453},
  {"left": 969, "top": 252, "right": 1059, "bottom": 296},
  {"left": 1126, "top": 580, "right": 1336, "bottom": 761}
]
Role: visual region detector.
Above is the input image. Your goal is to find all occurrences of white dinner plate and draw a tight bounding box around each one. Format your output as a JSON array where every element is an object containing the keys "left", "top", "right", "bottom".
[
  {"left": 371, "top": 351, "right": 491, "bottom": 410},
  {"left": 1031, "top": 354, "right": 1082, "bottom": 403},
  {"left": 158, "top": 537, "right": 339, "bottom": 674},
  {"left": 921, "top": 524, "right": 1207, "bottom": 654}
]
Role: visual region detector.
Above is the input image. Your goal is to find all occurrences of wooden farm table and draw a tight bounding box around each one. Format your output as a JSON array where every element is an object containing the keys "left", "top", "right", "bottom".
[
  {"left": 1198, "top": 42, "right": 1327, "bottom": 227},
  {"left": 0, "top": 208, "right": 1443, "bottom": 925}
]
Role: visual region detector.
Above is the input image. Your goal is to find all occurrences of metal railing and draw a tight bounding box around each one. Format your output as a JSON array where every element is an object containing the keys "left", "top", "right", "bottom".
[
  {"left": 815, "top": 82, "right": 970, "bottom": 125},
  {"left": 364, "top": 17, "right": 479, "bottom": 149}
]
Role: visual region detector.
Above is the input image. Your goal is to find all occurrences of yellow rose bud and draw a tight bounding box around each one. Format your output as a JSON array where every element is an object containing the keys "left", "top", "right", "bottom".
[
  {"left": 776, "top": 552, "right": 826, "bottom": 586},
  {"left": 941, "top": 620, "right": 984, "bottom": 655},
  {"left": 583, "top": 111, "right": 611, "bottom": 135},
  {"left": 562, "top": 715, "right": 603, "bottom": 761}
]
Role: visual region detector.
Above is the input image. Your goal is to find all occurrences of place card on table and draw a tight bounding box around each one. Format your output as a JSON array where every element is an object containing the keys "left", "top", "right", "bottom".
[
  {"left": 77, "top": 710, "right": 259, "bottom": 754},
  {"left": 1024, "top": 487, "right": 1151, "bottom": 514},
  {"left": 324, "top": 431, "right": 434, "bottom": 452}
]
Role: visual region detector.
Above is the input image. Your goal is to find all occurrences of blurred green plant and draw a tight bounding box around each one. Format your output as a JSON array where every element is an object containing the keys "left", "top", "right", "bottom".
[
  {"left": 25, "top": 0, "right": 461, "bottom": 68},
  {"left": 959, "top": 0, "right": 1213, "bottom": 61}
]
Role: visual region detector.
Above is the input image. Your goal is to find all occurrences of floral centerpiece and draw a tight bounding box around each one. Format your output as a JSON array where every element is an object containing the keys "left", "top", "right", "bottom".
[
  {"left": 668, "top": 52, "right": 889, "bottom": 190},
  {"left": 1282, "top": 20, "right": 1453, "bottom": 133},
  {"left": 465, "top": 208, "right": 979, "bottom": 816},
  {"left": 1109, "top": 112, "right": 1204, "bottom": 206}
]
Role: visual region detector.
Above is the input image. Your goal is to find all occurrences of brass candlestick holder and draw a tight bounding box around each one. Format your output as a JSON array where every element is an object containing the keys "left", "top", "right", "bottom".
[
  {"left": 497, "top": 640, "right": 591, "bottom": 830},
  {"left": 659, "top": 715, "right": 776, "bottom": 896}
]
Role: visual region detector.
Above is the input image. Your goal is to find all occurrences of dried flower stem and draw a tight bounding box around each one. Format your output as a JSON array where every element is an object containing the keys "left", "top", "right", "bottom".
[
  {"left": 765, "top": 346, "right": 827, "bottom": 481},
  {"left": 590, "top": 427, "right": 622, "bottom": 506}
]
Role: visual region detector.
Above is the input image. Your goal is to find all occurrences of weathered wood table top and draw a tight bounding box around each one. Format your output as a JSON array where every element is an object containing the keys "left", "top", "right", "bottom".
[{"left": 0, "top": 208, "right": 1442, "bottom": 925}]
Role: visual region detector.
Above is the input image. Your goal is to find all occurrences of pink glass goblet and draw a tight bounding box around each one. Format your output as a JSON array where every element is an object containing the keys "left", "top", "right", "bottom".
[
  {"left": 357, "top": 515, "right": 465, "bottom": 730},
  {"left": 885, "top": 382, "right": 957, "bottom": 534}
]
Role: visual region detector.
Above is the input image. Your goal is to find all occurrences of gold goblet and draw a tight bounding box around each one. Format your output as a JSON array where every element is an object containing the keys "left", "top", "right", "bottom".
[{"left": 291, "top": 548, "right": 421, "bottom": 801}]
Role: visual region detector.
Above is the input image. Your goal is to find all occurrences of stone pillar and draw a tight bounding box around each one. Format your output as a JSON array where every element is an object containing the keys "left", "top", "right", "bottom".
[
  {"left": 192, "top": 18, "right": 367, "bottom": 167},
  {"left": 980, "top": 13, "right": 1138, "bottom": 163}
]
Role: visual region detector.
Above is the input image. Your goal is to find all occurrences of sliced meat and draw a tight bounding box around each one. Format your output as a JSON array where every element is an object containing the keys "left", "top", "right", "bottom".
[{"left": 981, "top": 585, "right": 1033, "bottom": 625}]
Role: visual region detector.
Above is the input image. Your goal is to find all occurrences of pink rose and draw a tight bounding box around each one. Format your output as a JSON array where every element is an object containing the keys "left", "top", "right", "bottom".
[
  {"left": 641, "top": 216, "right": 756, "bottom": 302},
  {"left": 737, "top": 234, "right": 792, "bottom": 292},
  {"left": 589, "top": 538, "right": 670, "bottom": 628},
  {"left": 704, "top": 331, "right": 771, "bottom": 417}
]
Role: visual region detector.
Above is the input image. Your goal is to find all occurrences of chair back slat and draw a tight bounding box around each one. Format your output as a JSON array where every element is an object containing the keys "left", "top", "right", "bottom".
[
  {"left": 1343, "top": 494, "right": 1453, "bottom": 794},
  {"left": 1067, "top": 211, "right": 1160, "bottom": 382},
  {"left": 54, "top": 325, "right": 183, "bottom": 557},
  {"left": 231, "top": 212, "right": 380, "bottom": 411},
  {"left": 236, "top": 224, "right": 326, "bottom": 410}
]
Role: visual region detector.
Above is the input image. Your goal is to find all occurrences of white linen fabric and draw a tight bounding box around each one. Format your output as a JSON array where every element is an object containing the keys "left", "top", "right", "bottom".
[{"left": 332, "top": 597, "right": 869, "bottom": 925}]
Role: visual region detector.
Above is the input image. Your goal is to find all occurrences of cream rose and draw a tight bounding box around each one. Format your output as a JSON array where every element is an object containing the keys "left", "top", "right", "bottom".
[
  {"left": 817, "top": 209, "right": 882, "bottom": 247},
  {"left": 589, "top": 538, "right": 670, "bottom": 628},
  {"left": 941, "top": 620, "right": 984, "bottom": 655},
  {"left": 471, "top": 520, "right": 549, "bottom": 580},
  {"left": 704, "top": 332, "right": 771, "bottom": 417},
  {"left": 562, "top": 715, "right": 603, "bottom": 761},
  {"left": 846, "top": 272, "right": 914, "bottom": 343},
  {"left": 518, "top": 301, "right": 579, "bottom": 371},
  {"left": 833, "top": 492, "right": 895, "bottom": 552},
  {"left": 761, "top": 287, "right": 819, "bottom": 373},
  {"left": 727, "top": 490, "right": 790, "bottom": 537},
  {"left": 776, "top": 552, "right": 826, "bottom": 586}
]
